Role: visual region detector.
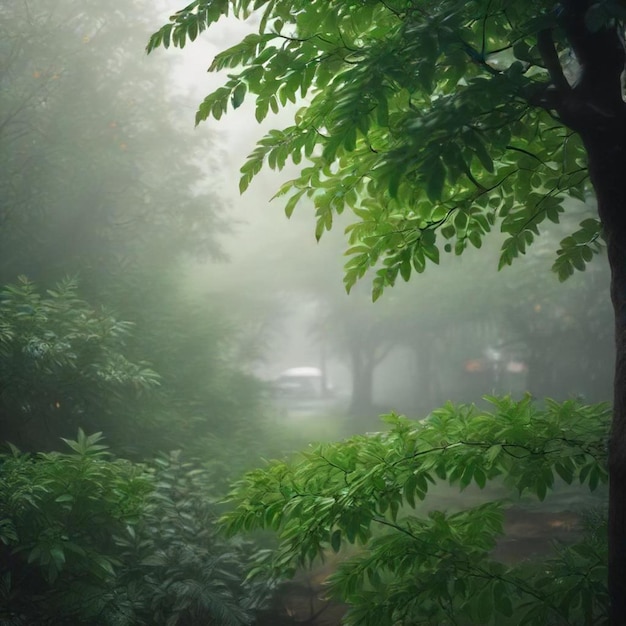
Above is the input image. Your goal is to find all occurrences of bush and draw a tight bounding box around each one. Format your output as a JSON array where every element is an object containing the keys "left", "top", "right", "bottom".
[
  {"left": 0, "top": 278, "right": 159, "bottom": 451},
  {"left": 0, "top": 433, "right": 276, "bottom": 626},
  {"left": 0, "top": 430, "right": 152, "bottom": 625}
]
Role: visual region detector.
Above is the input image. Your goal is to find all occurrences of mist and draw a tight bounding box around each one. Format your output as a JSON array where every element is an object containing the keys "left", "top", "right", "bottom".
[{"left": 0, "top": 2, "right": 612, "bottom": 624}]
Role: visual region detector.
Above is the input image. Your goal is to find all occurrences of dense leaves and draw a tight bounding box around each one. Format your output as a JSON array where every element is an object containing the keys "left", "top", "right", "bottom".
[
  {"left": 222, "top": 396, "right": 610, "bottom": 624},
  {"left": 0, "top": 278, "right": 159, "bottom": 450},
  {"left": 112, "top": 452, "right": 273, "bottom": 626},
  {"left": 0, "top": 431, "right": 152, "bottom": 624},
  {"left": 148, "top": 0, "right": 606, "bottom": 300},
  {"left": 0, "top": 435, "right": 276, "bottom": 626}
]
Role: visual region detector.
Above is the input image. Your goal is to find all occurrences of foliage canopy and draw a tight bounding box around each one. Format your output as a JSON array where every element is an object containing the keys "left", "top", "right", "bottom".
[
  {"left": 222, "top": 397, "right": 610, "bottom": 625},
  {"left": 148, "top": 0, "right": 607, "bottom": 299}
]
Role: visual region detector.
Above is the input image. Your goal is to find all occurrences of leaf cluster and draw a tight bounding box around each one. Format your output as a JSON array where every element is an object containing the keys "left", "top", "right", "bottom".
[
  {"left": 0, "top": 438, "right": 277, "bottom": 625},
  {"left": 0, "top": 277, "right": 159, "bottom": 450},
  {"left": 222, "top": 395, "right": 609, "bottom": 624},
  {"left": 150, "top": 0, "right": 604, "bottom": 299},
  {"left": 0, "top": 431, "right": 152, "bottom": 624},
  {"left": 144, "top": 0, "right": 617, "bottom": 440},
  {"left": 109, "top": 452, "right": 273, "bottom": 626}
]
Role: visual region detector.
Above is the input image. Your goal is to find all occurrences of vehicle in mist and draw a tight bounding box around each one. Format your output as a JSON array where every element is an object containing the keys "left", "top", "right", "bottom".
[{"left": 272, "top": 366, "right": 343, "bottom": 418}]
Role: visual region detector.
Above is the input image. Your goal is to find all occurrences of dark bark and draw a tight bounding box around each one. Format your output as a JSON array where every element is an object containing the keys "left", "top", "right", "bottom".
[
  {"left": 535, "top": 2, "right": 626, "bottom": 621},
  {"left": 348, "top": 347, "right": 376, "bottom": 416},
  {"left": 585, "top": 134, "right": 626, "bottom": 625},
  {"left": 411, "top": 334, "right": 444, "bottom": 412}
]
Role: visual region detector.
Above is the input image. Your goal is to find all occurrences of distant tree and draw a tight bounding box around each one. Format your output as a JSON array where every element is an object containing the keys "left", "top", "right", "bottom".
[
  {"left": 502, "top": 252, "right": 613, "bottom": 402},
  {"left": 151, "top": 2, "right": 626, "bottom": 618},
  {"left": 0, "top": 0, "right": 225, "bottom": 289},
  {"left": 311, "top": 288, "right": 402, "bottom": 416},
  {"left": 110, "top": 266, "right": 269, "bottom": 457}
]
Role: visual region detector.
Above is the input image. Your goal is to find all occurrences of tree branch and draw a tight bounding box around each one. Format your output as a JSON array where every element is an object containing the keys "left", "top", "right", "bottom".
[{"left": 536, "top": 29, "right": 571, "bottom": 94}]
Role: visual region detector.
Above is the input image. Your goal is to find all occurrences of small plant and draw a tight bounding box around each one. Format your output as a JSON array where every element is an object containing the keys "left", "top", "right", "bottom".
[
  {"left": 112, "top": 452, "right": 274, "bottom": 626},
  {"left": 0, "top": 430, "right": 152, "bottom": 624}
]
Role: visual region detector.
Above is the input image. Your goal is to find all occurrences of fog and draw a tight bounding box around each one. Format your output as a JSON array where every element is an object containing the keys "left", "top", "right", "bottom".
[
  {"left": 166, "top": 19, "right": 613, "bottom": 417},
  {"left": 0, "top": 1, "right": 613, "bottom": 624},
  {"left": 150, "top": 5, "right": 613, "bottom": 418}
]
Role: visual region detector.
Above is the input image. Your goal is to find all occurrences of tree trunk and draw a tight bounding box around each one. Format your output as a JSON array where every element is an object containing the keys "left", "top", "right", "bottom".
[
  {"left": 584, "top": 134, "right": 626, "bottom": 624},
  {"left": 536, "top": 4, "right": 626, "bottom": 619},
  {"left": 411, "top": 334, "right": 443, "bottom": 413},
  {"left": 349, "top": 348, "right": 375, "bottom": 416}
]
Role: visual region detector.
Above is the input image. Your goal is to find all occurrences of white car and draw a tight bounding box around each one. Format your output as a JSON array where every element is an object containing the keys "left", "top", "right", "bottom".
[{"left": 273, "top": 367, "right": 336, "bottom": 417}]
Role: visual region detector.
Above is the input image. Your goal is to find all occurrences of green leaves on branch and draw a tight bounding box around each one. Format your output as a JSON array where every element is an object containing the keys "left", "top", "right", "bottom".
[
  {"left": 113, "top": 452, "right": 272, "bottom": 626},
  {"left": 0, "top": 277, "right": 160, "bottom": 448},
  {"left": 553, "top": 217, "right": 603, "bottom": 281},
  {"left": 0, "top": 277, "right": 160, "bottom": 393},
  {"left": 150, "top": 1, "right": 600, "bottom": 299},
  {"left": 221, "top": 395, "right": 609, "bottom": 624},
  {"left": 147, "top": 2, "right": 228, "bottom": 51}
]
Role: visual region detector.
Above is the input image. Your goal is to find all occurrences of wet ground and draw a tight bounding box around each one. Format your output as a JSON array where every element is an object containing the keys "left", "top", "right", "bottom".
[{"left": 492, "top": 506, "right": 581, "bottom": 562}]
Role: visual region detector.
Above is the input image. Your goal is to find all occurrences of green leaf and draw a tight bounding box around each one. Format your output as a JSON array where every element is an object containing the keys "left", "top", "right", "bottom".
[
  {"left": 426, "top": 159, "right": 446, "bottom": 202},
  {"left": 330, "top": 529, "right": 342, "bottom": 552},
  {"left": 494, "top": 582, "right": 514, "bottom": 616},
  {"left": 231, "top": 82, "right": 247, "bottom": 109},
  {"left": 284, "top": 189, "right": 306, "bottom": 218},
  {"left": 554, "top": 460, "right": 574, "bottom": 484}
]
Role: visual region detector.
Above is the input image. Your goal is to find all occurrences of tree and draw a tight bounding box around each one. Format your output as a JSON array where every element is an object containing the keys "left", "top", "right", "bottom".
[
  {"left": 149, "top": 0, "right": 625, "bottom": 620},
  {"left": 500, "top": 249, "right": 613, "bottom": 402},
  {"left": 109, "top": 265, "right": 270, "bottom": 458}
]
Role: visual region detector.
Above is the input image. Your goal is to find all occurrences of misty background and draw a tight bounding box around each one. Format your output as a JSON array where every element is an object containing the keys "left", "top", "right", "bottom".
[{"left": 1, "top": 0, "right": 613, "bottom": 437}]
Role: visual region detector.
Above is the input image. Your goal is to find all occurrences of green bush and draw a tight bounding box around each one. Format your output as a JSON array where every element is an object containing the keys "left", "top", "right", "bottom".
[
  {"left": 0, "top": 434, "right": 276, "bottom": 626},
  {"left": 112, "top": 452, "right": 274, "bottom": 626},
  {"left": 0, "top": 277, "right": 159, "bottom": 450},
  {"left": 0, "top": 430, "right": 152, "bottom": 624}
]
